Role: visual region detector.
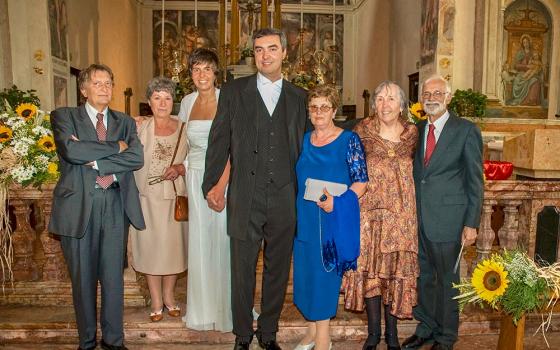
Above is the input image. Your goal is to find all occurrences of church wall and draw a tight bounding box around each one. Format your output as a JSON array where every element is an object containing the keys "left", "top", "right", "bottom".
[
  {"left": 353, "top": 0, "right": 391, "bottom": 117},
  {"left": 98, "top": 0, "right": 141, "bottom": 116},
  {"left": 0, "top": 0, "right": 13, "bottom": 89},
  {"left": 66, "top": 0, "right": 141, "bottom": 116},
  {"left": 389, "top": 0, "right": 421, "bottom": 101}
]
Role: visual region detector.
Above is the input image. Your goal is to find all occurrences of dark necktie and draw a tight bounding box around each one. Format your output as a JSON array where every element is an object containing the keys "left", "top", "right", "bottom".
[
  {"left": 424, "top": 124, "right": 436, "bottom": 167},
  {"left": 95, "top": 113, "right": 114, "bottom": 188}
]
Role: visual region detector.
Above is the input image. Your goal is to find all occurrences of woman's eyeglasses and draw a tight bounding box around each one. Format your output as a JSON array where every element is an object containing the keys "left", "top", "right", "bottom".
[
  {"left": 147, "top": 175, "right": 165, "bottom": 185},
  {"left": 308, "top": 105, "right": 333, "bottom": 113}
]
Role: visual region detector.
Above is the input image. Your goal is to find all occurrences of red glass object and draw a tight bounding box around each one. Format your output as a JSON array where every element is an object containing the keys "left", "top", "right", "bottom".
[{"left": 483, "top": 161, "right": 513, "bottom": 180}]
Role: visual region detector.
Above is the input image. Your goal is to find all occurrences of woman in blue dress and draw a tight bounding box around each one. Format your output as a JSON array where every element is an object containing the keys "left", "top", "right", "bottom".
[{"left": 294, "top": 85, "right": 368, "bottom": 350}]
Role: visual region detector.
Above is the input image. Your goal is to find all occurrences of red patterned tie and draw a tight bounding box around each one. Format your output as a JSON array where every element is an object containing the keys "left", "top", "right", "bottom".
[
  {"left": 424, "top": 124, "right": 436, "bottom": 167},
  {"left": 95, "top": 113, "right": 114, "bottom": 189}
]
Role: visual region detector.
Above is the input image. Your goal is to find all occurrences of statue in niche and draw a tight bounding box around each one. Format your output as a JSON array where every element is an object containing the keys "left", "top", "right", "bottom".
[{"left": 502, "top": 34, "right": 544, "bottom": 106}]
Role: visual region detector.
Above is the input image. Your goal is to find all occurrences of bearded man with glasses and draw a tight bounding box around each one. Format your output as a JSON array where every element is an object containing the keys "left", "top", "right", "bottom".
[{"left": 402, "top": 75, "right": 483, "bottom": 350}]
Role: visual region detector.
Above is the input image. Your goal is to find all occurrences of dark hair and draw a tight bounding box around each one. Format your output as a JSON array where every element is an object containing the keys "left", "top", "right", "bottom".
[
  {"left": 252, "top": 28, "right": 287, "bottom": 51},
  {"left": 188, "top": 48, "right": 220, "bottom": 77},
  {"left": 145, "top": 76, "right": 176, "bottom": 100},
  {"left": 308, "top": 85, "right": 340, "bottom": 110},
  {"left": 78, "top": 63, "right": 114, "bottom": 90}
]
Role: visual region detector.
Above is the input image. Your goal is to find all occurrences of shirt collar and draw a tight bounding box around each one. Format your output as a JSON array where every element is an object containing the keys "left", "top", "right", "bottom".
[
  {"left": 427, "top": 110, "right": 450, "bottom": 131},
  {"left": 85, "top": 102, "right": 109, "bottom": 119},
  {"left": 257, "top": 72, "right": 283, "bottom": 87}
]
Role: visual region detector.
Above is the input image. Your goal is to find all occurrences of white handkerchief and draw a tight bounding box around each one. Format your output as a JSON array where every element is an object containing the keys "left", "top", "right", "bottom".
[{"left": 304, "top": 178, "right": 348, "bottom": 202}]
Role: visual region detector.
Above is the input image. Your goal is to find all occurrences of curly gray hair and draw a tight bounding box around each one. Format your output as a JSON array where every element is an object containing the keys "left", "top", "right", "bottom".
[
  {"left": 145, "top": 77, "right": 176, "bottom": 100},
  {"left": 371, "top": 80, "right": 408, "bottom": 112}
]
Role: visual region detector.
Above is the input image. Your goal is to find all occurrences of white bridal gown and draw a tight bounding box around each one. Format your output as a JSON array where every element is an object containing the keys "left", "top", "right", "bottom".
[{"left": 183, "top": 119, "right": 232, "bottom": 331}]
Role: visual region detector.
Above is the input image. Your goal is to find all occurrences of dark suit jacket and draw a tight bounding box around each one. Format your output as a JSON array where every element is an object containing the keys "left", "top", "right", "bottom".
[
  {"left": 202, "top": 74, "right": 308, "bottom": 240},
  {"left": 49, "top": 105, "right": 146, "bottom": 238},
  {"left": 413, "top": 112, "right": 483, "bottom": 242}
]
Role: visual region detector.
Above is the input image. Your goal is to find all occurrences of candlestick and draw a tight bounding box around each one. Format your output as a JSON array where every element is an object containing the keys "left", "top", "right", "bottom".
[
  {"left": 270, "top": 0, "right": 273, "bottom": 27},
  {"left": 225, "top": 0, "right": 228, "bottom": 43},
  {"left": 300, "top": 0, "right": 303, "bottom": 30},
  {"left": 195, "top": 0, "right": 198, "bottom": 27},
  {"left": 332, "top": 0, "right": 336, "bottom": 46},
  {"left": 161, "top": 0, "right": 165, "bottom": 45}
]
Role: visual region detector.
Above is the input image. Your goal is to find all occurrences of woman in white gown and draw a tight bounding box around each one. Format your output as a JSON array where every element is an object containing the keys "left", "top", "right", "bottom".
[{"left": 179, "top": 48, "right": 232, "bottom": 332}]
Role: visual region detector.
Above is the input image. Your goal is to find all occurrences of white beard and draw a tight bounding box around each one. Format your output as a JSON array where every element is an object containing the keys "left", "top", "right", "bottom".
[{"left": 423, "top": 102, "right": 446, "bottom": 116}]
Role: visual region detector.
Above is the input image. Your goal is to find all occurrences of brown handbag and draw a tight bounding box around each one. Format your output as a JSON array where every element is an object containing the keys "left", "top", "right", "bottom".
[{"left": 171, "top": 122, "right": 188, "bottom": 221}]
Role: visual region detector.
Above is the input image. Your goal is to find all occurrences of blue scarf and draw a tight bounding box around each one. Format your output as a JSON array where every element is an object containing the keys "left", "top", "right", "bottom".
[{"left": 320, "top": 190, "right": 360, "bottom": 276}]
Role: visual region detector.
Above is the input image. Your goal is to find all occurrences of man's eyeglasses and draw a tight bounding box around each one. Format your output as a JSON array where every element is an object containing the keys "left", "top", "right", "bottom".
[
  {"left": 309, "top": 105, "right": 333, "bottom": 114},
  {"left": 421, "top": 91, "right": 447, "bottom": 100},
  {"left": 91, "top": 81, "right": 114, "bottom": 89}
]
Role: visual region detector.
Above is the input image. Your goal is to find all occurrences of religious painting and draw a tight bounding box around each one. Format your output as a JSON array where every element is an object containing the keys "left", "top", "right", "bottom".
[
  {"left": 152, "top": 10, "right": 219, "bottom": 77},
  {"left": 420, "top": 0, "right": 438, "bottom": 66},
  {"left": 282, "top": 13, "right": 343, "bottom": 86},
  {"left": 48, "top": 0, "right": 68, "bottom": 60},
  {"left": 502, "top": 0, "right": 551, "bottom": 107},
  {"left": 53, "top": 75, "right": 68, "bottom": 109},
  {"left": 438, "top": 0, "right": 454, "bottom": 56}
]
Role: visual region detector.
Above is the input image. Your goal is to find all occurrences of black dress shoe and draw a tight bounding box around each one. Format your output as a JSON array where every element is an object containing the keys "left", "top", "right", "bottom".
[
  {"left": 362, "top": 345, "right": 377, "bottom": 350},
  {"left": 258, "top": 339, "right": 282, "bottom": 350},
  {"left": 387, "top": 345, "right": 401, "bottom": 350},
  {"left": 233, "top": 340, "right": 251, "bottom": 350},
  {"left": 100, "top": 340, "right": 129, "bottom": 350},
  {"left": 77, "top": 346, "right": 96, "bottom": 350},
  {"left": 402, "top": 334, "right": 432, "bottom": 349},
  {"left": 431, "top": 342, "right": 453, "bottom": 350}
]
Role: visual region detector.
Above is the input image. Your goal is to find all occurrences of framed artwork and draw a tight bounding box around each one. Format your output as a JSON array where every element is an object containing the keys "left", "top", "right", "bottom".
[
  {"left": 48, "top": 0, "right": 68, "bottom": 61},
  {"left": 420, "top": 0, "right": 438, "bottom": 66},
  {"left": 53, "top": 75, "right": 68, "bottom": 109}
]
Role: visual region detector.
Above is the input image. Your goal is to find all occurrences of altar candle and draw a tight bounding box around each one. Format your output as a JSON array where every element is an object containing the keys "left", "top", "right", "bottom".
[
  {"left": 300, "top": 0, "right": 303, "bottom": 30},
  {"left": 161, "top": 0, "right": 165, "bottom": 44},
  {"left": 195, "top": 0, "right": 198, "bottom": 27},
  {"left": 332, "top": 0, "right": 336, "bottom": 45},
  {"left": 225, "top": 0, "right": 228, "bottom": 43}
]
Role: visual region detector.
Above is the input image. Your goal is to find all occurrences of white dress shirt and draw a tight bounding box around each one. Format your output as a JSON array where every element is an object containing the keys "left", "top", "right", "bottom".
[
  {"left": 256, "top": 72, "right": 283, "bottom": 116},
  {"left": 423, "top": 110, "right": 450, "bottom": 153},
  {"left": 85, "top": 103, "right": 116, "bottom": 180}
]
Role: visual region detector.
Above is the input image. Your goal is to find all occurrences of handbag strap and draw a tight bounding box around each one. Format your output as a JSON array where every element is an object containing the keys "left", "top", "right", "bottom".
[{"left": 170, "top": 122, "right": 185, "bottom": 194}]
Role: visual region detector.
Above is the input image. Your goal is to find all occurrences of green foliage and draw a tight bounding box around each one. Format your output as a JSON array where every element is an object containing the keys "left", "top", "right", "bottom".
[
  {"left": 448, "top": 88, "right": 487, "bottom": 120},
  {"left": 240, "top": 46, "right": 254, "bottom": 59},
  {"left": 0, "top": 85, "right": 41, "bottom": 112}
]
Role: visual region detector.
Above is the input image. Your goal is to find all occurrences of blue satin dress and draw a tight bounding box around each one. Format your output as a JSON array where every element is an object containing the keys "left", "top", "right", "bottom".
[{"left": 293, "top": 130, "right": 368, "bottom": 321}]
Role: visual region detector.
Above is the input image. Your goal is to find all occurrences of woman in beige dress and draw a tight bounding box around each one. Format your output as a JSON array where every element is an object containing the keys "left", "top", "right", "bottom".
[{"left": 130, "top": 77, "right": 188, "bottom": 322}]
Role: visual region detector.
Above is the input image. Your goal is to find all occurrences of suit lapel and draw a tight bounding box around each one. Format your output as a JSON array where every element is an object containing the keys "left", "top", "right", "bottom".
[
  {"left": 78, "top": 105, "right": 99, "bottom": 141},
  {"left": 106, "top": 108, "right": 122, "bottom": 141},
  {"left": 425, "top": 113, "right": 460, "bottom": 174}
]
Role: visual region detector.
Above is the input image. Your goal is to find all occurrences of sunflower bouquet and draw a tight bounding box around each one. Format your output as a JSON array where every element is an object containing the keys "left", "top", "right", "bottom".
[
  {"left": 408, "top": 102, "right": 428, "bottom": 124},
  {"left": 0, "top": 101, "right": 59, "bottom": 187},
  {"left": 453, "top": 250, "right": 560, "bottom": 325}
]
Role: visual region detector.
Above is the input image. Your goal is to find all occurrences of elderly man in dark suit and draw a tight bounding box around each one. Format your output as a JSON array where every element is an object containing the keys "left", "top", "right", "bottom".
[
  {"left": 402, "top": 75, "right": 483, "bottom": 350},
  {"left": 49, "top": 64, "right": 145, "bottom": 350},
  {"left": 202, "top": 28, "right": 308, "bottom": 350}
]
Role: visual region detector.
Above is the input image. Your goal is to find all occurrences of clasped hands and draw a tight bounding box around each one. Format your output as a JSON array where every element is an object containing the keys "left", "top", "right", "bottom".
[
  {"left": 206, "top": 185, "right": 226, "bottom": 213},
  {"left": 70, "top": 135, "right": 128, "bottom": 167}
]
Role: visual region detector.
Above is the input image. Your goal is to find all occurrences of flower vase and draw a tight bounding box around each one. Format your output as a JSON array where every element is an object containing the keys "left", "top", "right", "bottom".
[
  {"left": 497, "top": 313, "right": 525, "bottom": 350},
  {"left": 245, "top": 57, "right": 254, "bottom": 66}
]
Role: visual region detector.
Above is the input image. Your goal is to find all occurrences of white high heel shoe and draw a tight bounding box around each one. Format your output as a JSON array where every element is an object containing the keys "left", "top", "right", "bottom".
[{"left": 294, "top": 341, "right": 315, "bottom": 350}]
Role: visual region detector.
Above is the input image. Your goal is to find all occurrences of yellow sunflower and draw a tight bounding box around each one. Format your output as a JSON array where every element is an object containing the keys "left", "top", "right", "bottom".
[
  {"left": 15, "top": 103, "right": 38, "bottom": 121},
  {"left": 471, "top": 259, "right": 509, "bottom": 303},
  {"left": 0, "top": 125, "right": 12, "bottom": 143},
  {"left": 47, "top": 162, "right": 58, "bottom": 175},
  {"left": 37, "top": 135, "right": 56, "bottom": 152},
  {"left": 43, "top": 114, "right": 51, "bottom": 122},
  {"left": 409, "top": 102, "right": 427, "bottom": 120}
]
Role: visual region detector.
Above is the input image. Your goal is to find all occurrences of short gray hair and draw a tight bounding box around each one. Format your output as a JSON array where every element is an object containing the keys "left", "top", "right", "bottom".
[
  {"left": 421, "top": 75, "right": 452, "bottom": 95},
  {"left": 252, "top": 28, "right": 287, "bottom": 51},
  {"left": 145, "top": 77, "right": 176, "bottom": 100},
  {"left": 371, "top": 80, "right": 407, "bottom": 112}
]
